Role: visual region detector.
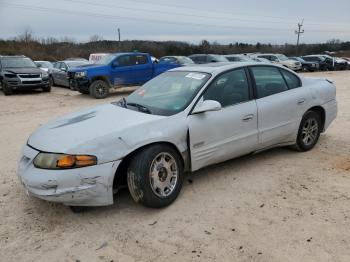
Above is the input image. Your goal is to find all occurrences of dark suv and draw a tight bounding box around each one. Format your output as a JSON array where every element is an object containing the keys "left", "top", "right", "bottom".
[{"left": 0, "top": 55, "right": 51, "bottom": 96}]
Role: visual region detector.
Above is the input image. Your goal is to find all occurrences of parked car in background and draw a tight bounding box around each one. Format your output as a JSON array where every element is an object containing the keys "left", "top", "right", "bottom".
[
  {"left": 49, "top": 59, "right": 90, "bottom": 87},
  {"left": 0, "top": 55, "right": 50, "bottom": 95},
  {"left": 341, "top": 57, "right": 350, "bottom": 68},
  {"left": 89, "top": 53, "right": 109, "bottom": 64},
  {"left": 68, "top": 52, "right": 180, "bottom": 99},
  {"left": 251, "top": 57, "right": 272, "bottom": 63},
  {"left": 65, "top": 57, "right": 89, "bottom": 62},
  {"left": 302, "top": 55, "right": 329, "bottom": 71},
  {"left": 34, "top": 61, "right": 53, "bottom": 72},
  {"left": 159, "top": 56, "right": 194, "bottom": 65},
  {"left": 254, "top": 54, "right": 302, "bottom": 71},
  {"left": 334, "top": 57, "right": 348, "bottom": 70},
  {"left": 17, "top": 62, "right": 337, "bottom": 210},
  {"left": 224, "top": 54, "right": 255, "bottom": 62},
  {"left": 289, "top": 57, "right": 319, "bottom": 72},
  {"left": 188, "top": 54, "right": 229, "bottom": 64}
]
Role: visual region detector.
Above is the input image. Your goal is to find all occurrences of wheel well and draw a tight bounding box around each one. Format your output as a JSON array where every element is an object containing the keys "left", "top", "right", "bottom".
[
  {"left": 307, "top": 106, "right": 325, "bottom": 131},
  {"left": 90, "top": 76, "right": 110, "bottom": 86},
  {"left": 112, "top": 142, "right": 185, "bottom": 190}
]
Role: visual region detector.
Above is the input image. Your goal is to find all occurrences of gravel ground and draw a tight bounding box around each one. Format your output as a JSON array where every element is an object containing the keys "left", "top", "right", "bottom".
[{"left": 0, "top": 71, "right": 349, "bottom": 262}]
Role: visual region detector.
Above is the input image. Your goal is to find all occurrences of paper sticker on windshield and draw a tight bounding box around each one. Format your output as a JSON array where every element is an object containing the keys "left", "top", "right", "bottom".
[{"left": 185, "top": 73, "right": 206, "bottom": 80}]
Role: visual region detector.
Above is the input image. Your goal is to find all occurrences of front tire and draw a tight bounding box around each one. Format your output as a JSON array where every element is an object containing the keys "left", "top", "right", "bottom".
[
  {"left": 89, "top": 80, "right": 109, "bottom": 99},
  {"left": 127, "top": 144, "right": 184, "bottom": 208},
  {"left": 42, "top": 85, "right": 51, "bottom": 92},
  {"left": 2, "top": 82, "right": 13, "bottom": 96},
  {"left": 295, "top": 111, "right": 321, "bottom": 152}
]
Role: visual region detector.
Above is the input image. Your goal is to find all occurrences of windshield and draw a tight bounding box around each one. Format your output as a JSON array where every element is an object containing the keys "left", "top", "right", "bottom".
[
  {"left": 124, "top": 71, "right": 211, "bottom": 116},
  {"left": 35, "top": 61, "right": 53, "bottom": 68},
  {"left": 212, "top": 55, "right": 229, "bottom": 62},
  {"left": 177, "top": 56, "right": 194, "bottom": 64},
  {"left": 95, "top": 54, "right": 117, "bottom": 65},
  {"left": 66, "top": 60, "right": 90, "bottom": 68},
  {"left": 276, "top": 54, "right": 289, "bottom": 61},
  {"left": 1, "top": 57, "right": 36, "bottom": 68}
]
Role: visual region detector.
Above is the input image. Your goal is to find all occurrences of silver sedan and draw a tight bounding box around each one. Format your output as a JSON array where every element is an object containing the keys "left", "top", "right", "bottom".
[{"left": 18, "top": 62, "right": 337, "bottom": 210}]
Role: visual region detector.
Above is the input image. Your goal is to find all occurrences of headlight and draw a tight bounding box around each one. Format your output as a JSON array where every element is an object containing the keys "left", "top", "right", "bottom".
[
  {"left": 33, "top": 153, "right": 97, "bottom": 169},
  {"left": 75, "top": 71, "right": 87, "bottom": 78}
]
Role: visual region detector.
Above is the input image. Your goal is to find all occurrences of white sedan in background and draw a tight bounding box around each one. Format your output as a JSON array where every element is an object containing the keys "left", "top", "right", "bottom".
[{"left": 17, "top": 62, "right": 337, "bottom": 211}]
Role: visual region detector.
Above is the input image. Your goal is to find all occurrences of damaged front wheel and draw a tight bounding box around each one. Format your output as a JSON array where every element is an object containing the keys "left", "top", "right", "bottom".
[{"left": 127, "top": 144, "right": 184, "bottom": 208}]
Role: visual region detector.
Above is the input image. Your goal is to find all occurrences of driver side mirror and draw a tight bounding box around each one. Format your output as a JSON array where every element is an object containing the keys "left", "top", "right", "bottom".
[
  {"left": 192, "top": 100, "right": 222, "bottom": 114},
  {"left": 60, "top": 67, "right": 67, "bottom": 72}
]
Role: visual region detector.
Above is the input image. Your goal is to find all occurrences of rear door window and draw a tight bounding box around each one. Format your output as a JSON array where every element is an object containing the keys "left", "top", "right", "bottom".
[
  {"left": 250, "top": 66, "right": 288, "bottom": 98},
  {"left": 280, "top": 69, "right": 301, "bottom": 89}
]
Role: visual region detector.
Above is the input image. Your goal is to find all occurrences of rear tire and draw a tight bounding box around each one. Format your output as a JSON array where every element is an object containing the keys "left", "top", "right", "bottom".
[
  {"left": 294, "top": 111, "right": 321, "bottom": 152},
  {"left": 2, "top": 82, "right": 13, "bottom": 96},
  {"left": 127, "top": 144, "right": 184, "bottom": 208},
  {"left": 89, "top": 80, "right": 109, "bottom": 99}
]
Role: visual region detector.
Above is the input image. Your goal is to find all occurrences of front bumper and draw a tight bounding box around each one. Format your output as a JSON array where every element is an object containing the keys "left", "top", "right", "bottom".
[
  {"left": 17, "top": 144, "right": 120, "bottom": 206},
  {"left": 6, "top": 78, "right": 50, "bottom": 89},
  {"left": 287, "top": 64, "right": 302, "bottom": 71},
  {"left": 69, "top": 77, "right": 90, "bottom": 91}
]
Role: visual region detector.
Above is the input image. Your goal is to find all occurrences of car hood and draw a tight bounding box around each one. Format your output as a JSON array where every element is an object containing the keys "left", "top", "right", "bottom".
[
  {"left": 68, "top": 64, "right": 107, "bottom": 73},
  {"left": 4, "top": 67, "right": 42, "bottom": 74},
  {"left": 27, "top": 103, "right": 164, "bottom": 156}
]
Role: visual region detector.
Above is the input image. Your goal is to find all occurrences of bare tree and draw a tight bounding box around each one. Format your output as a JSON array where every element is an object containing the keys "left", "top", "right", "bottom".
[{"left": 89, "top": 34, "right": 103, "bottom": 42}]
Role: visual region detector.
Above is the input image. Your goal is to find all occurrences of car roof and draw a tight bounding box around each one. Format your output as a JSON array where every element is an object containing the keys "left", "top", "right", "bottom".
[
  {"left": 0, "top": 55, "right": 27, "bottom": 59},
  {"left": 170, "top": 62, "right": 276, "bottom": 74}
]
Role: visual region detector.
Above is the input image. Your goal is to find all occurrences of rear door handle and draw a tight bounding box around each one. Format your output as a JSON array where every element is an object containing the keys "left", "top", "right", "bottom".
[
  {"left": 242, "top": 114, "right": 254, "bottom": 122},
  {"left": 297, "top": 99, "right": 306, "bottom": 105}
]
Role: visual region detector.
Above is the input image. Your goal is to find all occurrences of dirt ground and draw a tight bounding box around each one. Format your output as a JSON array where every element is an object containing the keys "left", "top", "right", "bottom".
[{"left": 0, "top": 71, "right": 349, "bottom": 262}]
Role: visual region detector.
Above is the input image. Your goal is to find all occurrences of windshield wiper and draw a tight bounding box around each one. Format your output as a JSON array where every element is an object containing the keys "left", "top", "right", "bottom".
[
  {"left": 115, "top": 98, "right": 152, "bottom": 114},
  {"left": 126, "top": 102, "right": 152, "bottom": 114}
]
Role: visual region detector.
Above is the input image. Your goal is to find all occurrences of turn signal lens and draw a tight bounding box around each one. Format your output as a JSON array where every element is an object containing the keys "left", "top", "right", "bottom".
[
  {"left": 34, "top": 153, "right": 97, "bottom": 169},
  {"left": 57, "top": 155, "right": 76, "bottom": 168},
  {"left": 75, "top": 155, "right": 97, "bottom": 167}
]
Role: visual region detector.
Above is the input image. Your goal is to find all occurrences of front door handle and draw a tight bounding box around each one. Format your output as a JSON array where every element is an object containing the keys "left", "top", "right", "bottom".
[
  {"left": 242, "top": 114, "right": 254, "bottom": 122},
  {"left": 297, "top": 98, "right": 306, "bottom": 105}
]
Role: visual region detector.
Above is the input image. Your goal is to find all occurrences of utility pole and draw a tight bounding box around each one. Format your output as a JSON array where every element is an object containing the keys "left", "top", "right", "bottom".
[
  {"left": 117, "top": 28, "right": 121, "bottom": 46},
  {"left": 295, "top": 19, "right": 304, "bottom": 56}
]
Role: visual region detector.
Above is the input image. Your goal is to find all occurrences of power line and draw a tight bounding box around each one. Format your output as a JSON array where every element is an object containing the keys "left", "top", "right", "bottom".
[
  {"left": 295, "top": 19, "right": 305, "bottom": 55},
  {"left": 124, "top": 0, "right": 350, "bottom": 28},
  {"left": 1, "top": 2, "right": 349, "bottom": 34},
  {"left": 61, "top": 0, "right": 350, "bottom": 29}
]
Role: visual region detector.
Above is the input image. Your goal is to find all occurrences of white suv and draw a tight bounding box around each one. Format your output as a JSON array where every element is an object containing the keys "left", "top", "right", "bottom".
[{"left": 255, "top": 54, "right": 302, "bottom": 71}]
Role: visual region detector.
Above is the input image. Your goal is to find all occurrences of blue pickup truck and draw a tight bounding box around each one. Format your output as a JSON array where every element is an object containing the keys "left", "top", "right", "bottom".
[{"left": 68, "top": 52, "right": 180, "bottom": 98}]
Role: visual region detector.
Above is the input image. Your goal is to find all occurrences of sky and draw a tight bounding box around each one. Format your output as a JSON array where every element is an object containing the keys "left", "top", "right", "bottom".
[{"left": 0, "top": 0, "right": 349, "bottom": 44}]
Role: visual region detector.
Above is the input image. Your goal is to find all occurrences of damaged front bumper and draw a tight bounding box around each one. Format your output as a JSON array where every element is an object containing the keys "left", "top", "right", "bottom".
[{"left": 17, "top": 144, "right": 120, "bottom": 206}]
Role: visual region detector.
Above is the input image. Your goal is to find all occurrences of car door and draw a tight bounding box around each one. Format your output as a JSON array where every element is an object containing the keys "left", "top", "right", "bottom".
[
  {"left": 188, "top": 68, "right": 258, "bottom": 171},
  {"left": 110, "top": 55, "right": 135, "bottom": 86},
  {"left": 57, "top": 62, "right": 68, "bottom": 85},
  {"left": 51, "top": 62, "right": 61, "bottom": 84},
  {"left": 249, "top": 66, "right": 311, "bottom": 149},
  {"left": 133, "top": 54, "right": 153, "bottom": 84}
]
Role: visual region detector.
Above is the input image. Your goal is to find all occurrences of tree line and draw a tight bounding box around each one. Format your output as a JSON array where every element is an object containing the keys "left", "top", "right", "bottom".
[{"left": 1, "top": 31, "right": 349, "bottom": 61}]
